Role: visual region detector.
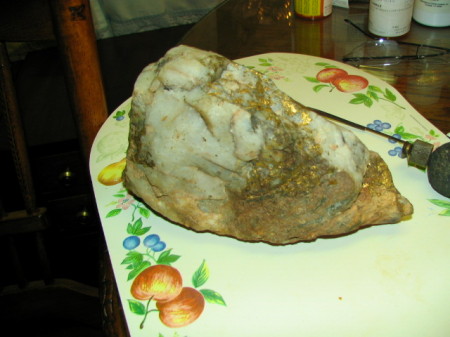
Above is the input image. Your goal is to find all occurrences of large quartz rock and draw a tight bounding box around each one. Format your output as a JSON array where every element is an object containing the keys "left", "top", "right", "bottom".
[{"left": 124, "top": 45, "right": 413, "bottom": 244}]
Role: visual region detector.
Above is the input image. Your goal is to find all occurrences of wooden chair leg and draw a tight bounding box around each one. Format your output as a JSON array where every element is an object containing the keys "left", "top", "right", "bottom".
[
  {"left": 6, "top": 235, "right": 28, "bottom": 288},
  {"left": 0, "top": 41, "right": 36, "bottom": 214},
  {"left": 34, "top": 231, "right": 53, "bottom": 285}
]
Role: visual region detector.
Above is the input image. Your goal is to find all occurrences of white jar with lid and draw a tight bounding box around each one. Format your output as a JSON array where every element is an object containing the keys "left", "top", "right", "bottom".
[
  {"left": 413, "top": 0, "right": 450, "bottom": 27},
  {"left": 368, "top": 0, "right": 415, "bottom": 38}
]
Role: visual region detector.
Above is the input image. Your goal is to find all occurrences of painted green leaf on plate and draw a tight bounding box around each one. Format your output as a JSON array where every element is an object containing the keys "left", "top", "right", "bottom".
[
  {"left": 127, "top": 261, "right": 151, "bottom": 281},
  {"left": 304, "top": 76, "right": 320, "bottom": 83},
  {"left": 368, "top": 85, "right": 383, "bottom": 93},
  {"left": 192, "top": 260, "right": 210, "bottom": 288},
  {"left": 350, "top": 93, "right": 373, "bottom": 107},
  {"left": 139, "top": 207, "right": 151, "bottom": 218},
  {"left": 156, "top": 249, "right": 181, "bottom": 265},
  {"left": 106, "top": 209, "right": 121, "bottom": 218},
  {"left": 128, "top": 299, "right": 146, "bottom": 315},
  {"left": 313, "top": 84, "right": 329, "bottom": 92},
  {"left": 200, "top": 289, "right": 226, "bottom": 306},
  {"left": 429, "top": 199, "right": 450, "bottom": 208},
  {"left": 127, "top": 218, "right": 151, "bottom": 236},
  {"left": 384, "top": 88, "right": 396, "bottom": 101},
  {"left": 121, "top": 251, "right": 143, "bottom": 268}
]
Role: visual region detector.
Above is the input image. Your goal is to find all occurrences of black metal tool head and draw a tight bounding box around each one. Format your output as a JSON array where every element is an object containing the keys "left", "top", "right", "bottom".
[{"left": 427, "top": 142, "right": 450, "bottom": 198}]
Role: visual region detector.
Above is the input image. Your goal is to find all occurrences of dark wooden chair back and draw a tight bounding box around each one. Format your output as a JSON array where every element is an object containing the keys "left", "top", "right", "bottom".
[{"left": 0, "top": 0, "right": 112, "bottom": 334}]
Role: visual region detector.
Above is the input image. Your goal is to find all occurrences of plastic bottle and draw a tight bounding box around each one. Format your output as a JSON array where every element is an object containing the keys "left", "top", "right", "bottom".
[
  {"left": 413, "top": 0, "right": 450, "bottom": 27},
  {"left": 368, "top": 0, "right": 415, "bottom": 37},
  {"left": 294, "top": 0, "right": 333, "bottom": 20}
]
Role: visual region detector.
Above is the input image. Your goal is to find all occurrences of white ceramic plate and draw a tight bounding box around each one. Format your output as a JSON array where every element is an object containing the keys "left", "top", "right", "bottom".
[{"left": 90, "top": 53, "right": 450, "bottom": 337}]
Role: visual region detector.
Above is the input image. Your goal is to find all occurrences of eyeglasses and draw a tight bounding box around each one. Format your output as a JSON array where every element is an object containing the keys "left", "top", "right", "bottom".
[{"left": 342, "top": 19, "right": 450, "bottom": 67}]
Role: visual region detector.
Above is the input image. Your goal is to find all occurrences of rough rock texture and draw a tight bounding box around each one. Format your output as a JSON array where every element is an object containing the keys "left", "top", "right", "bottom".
[{"left": 124, "top": 45, "right": 413, "bottom": 244}]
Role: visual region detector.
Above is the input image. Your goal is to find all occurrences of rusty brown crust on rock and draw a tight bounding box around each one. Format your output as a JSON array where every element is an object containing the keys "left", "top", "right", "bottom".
[{"left": 229, "top": 151, "right": 413, "bottom": 243}]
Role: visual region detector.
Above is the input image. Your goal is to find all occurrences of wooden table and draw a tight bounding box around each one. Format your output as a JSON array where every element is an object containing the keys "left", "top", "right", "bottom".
[
  {"left": 180, "top": 0, "right": 450, "bottom": 134},
  {"left": 100, "top": 2, "right": 450, "bottom": 337}
]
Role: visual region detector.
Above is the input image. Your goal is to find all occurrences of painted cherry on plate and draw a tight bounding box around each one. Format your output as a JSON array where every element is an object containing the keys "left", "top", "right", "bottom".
[
  {"left": 316, "top": 68, "right": 348, "bottom": 83},
  {"left": 157, "top": 287, "right": 205, "bottom": 328},
  {"left": 332, "top": 75, "right": 369, "bottom": 93},
  {"left": 315, "top": 68, "right": 369, "bottom": 93},
  {"left": 130, "top": 265, "right": 183, "bottom": 302}
]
